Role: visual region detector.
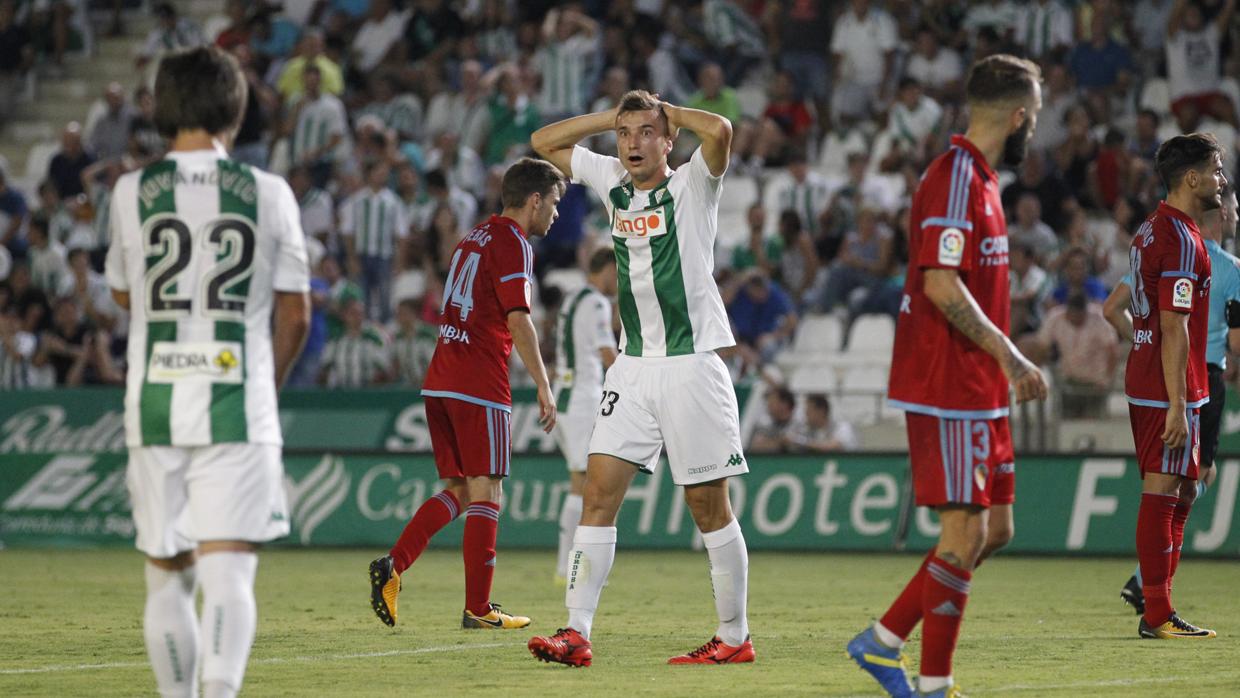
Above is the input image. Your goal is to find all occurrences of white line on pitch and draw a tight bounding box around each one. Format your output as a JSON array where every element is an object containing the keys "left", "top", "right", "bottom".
[{"left": 0, "top": 642, "right": 520, "bottom": 676}]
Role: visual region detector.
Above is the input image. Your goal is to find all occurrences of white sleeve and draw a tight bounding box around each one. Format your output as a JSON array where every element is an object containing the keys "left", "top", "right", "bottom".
[
  {"left": 104, "top": 202, "right": 127, "bottom": 291},
  {"left": 393, "top": 196, "right": 409, "bottom": 239},
  {"left": 271, "top": 180, "right": 311, "bottom": 293},
  {"left": 329, "top": 99, "right": 348, "bottom": 137},
  {"left": 835, "top": 421, "right": 859, "bottom": 451},
  {"left": 570, "top": 145, "right": 627, "bottom": 203},
  {"left": 878, "top": 13, "right": 898, "bottom": 50},
  {"left": 685, "top": 146, "right": 724, "bottom": 202},
  {"left": 588, "top": 295, "right": 616, "bottom": 351},
  {"left": 338, "top": 196, "right": 355, "bottom": 237}
]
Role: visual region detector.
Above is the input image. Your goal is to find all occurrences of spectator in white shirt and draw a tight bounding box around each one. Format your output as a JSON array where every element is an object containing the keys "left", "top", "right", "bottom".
[
  {"left": 1166, "top": 0, "right": 1237, "bottom": 126},
  {"left": 905, "top": 25, "right": 964, "bottom": 102},
  {"left": 1010, "top": 241, "right": 1052, "bottom": 335},
  {"left": 830, "top": 0, "right": 898, "bottom": 121},
  {"left": 1009, "top": 193, "right": 1060, "bottom": 262},
  {"left": 787, "top": 394, "right": 859, "bottom": 453},
  {"left": 351, "top": 0, "right": 409, "bottom": 73},
  {"left": 1013, "top": 0, "right": 1075, "bottom": 59}
]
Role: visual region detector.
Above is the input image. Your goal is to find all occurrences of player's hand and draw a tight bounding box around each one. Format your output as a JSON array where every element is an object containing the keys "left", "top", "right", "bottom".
[
  {"left": 1161, "top": 406, "right": 1188, "bottom": 449},
  {"left": 653, "top": 95, "right": 681, "bottom": 140},
  {"left": 536, "top": 385, "right": 557, "bottom": 433},
  {"left": 1004, "top": 352, "right": 1049, "bottom": 403}
]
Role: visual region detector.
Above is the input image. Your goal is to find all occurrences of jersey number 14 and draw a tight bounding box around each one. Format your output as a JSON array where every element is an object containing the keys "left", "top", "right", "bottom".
[{"left": 442, "top": 249, "right": 481, "bottom": 321}]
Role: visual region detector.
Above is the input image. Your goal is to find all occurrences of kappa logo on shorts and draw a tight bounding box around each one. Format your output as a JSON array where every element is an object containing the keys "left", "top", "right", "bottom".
[
  {"left": 726, "top": 453, "right": 745, "bottom": 467},
  {"left": 938, "top": 228, "right": 965, "bottom": 266},
  {"left": 1173, "top": 278, "right": 1194, "bottom": 310}
]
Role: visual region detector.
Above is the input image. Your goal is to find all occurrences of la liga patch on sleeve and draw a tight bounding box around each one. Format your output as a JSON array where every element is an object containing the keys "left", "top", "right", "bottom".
[
  {"left": 1173, "top": 278, "right": 1194, "bottom": 309},
  {"left": 938, "top": 228, "right": 965, "bottom": 266}
]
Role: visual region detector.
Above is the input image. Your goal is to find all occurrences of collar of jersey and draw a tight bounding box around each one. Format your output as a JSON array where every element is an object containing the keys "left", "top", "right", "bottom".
[
  {"left": 948, "top": 134, "right": 996, "bottom": 183},
  {"left": 1156, "top": 201, "right": 1198, "bottom": 230},
  {"left": 164, "top": 143, "right": 230, "bottom": 160},
  {"left": 619, "top": 176, "right": 671, "bottom": 206}
]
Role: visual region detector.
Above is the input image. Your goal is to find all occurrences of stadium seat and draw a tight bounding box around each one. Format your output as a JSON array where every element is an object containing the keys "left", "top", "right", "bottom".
[
  {"left": 23, "top": 141, "right": 60, "bottom": 190},
  {"left": 736, "top": 85, "right": 768, "bottom": 120},
  {"left": 844, "top": 315, "right": 895, "bottom": 353},
  {"left": 719, "top": 174, "right": 760, "bottom": 214},
  {"left": 793, "top": 313, "right": 843, "bottom": 354},
  {"left": 841, "top": 365, "right": 889, "bottom": 393}
]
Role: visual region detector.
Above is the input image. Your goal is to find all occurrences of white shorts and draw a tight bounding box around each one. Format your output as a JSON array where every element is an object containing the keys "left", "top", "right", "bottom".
[
  {"left": 587, "top": 351, "right": 748, "bottom": 486},
  {"left": 553, "top": 398, "right": 598, "bottom": 473},
  {"left": 127, "top": 443, "right": 290, "bottom": 558}
]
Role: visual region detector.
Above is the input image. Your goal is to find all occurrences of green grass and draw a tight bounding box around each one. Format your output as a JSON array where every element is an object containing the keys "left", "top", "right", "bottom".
[{"left": 0, "top": 549, "right": 1236, "bottom": 696}]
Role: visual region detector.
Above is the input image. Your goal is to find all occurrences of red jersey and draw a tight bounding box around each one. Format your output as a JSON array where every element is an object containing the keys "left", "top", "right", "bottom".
[
  {"left": 1124, "top": 202, "right": 1211, "bottom": 409},
  {"left": 888, "top": 135, "right": 1011, "bottom": 418},
  {"left": 421, "top": 215, "right": 534, "bottom": 410}
]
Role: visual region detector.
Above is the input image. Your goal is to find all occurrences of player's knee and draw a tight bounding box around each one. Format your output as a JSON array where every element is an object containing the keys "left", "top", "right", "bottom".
[
  {"left": 1178, "top": 478, "right": 1200, "bottom": 505},
  {"left": 986, "top": 522, "right": 1014, "bottom": 551}
]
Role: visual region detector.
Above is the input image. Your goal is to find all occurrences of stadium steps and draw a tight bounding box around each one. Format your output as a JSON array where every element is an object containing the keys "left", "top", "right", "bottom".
[{"left": 0, "top": 1, "right": 222, "bottom": 193}]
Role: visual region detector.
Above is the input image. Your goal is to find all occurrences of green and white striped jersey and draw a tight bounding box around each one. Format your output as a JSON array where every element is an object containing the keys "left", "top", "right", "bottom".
[
  {"left": 390, "top": 323, "right": 437, "bottom": 388},
  {"left": 105, "top": 147, "right": 311, "bottom": 447},
  {"left": 763, "top": 170, "right": 833, "bottom": 236},
  {"left": 553, "top": 285, "right": 615, "bottom": 410},
  {"left": 536, "top": 34, "right": 598, "bottom": 117},
  {"left": 321, "top": 324, "right": 389, "bottom": 388},
  {"left": 291, "top": 94, "right": 349, "bottom": 165},
  {"left": 571, "top": 146, "right": 735, "bottom": 357},
  {"left": 340, "top": 187, "right": 407, "bottom": 259}
]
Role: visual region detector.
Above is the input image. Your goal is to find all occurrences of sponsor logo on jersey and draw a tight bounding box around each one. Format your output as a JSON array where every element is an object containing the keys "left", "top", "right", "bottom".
[
  {"left": 978, "top": 235, "right": 1009, "bottom": 267},
  {"left": 147, "top": 341, "right": 244, "bottom": 384},
  {"left": 1173, "top": 278, "right": 1194, "bottom": 309},
  {"left": 1134, "top": 329, "right": 1153, "bottom": 346},
  {"left": 612, "top": 208, "right": 668, "bottom": 239},
  {"left": 438, "top": 324, "right": 471, "bottom": 344},
  {"left": 938, "top": 227, "right": 965, "bottom": 266}
]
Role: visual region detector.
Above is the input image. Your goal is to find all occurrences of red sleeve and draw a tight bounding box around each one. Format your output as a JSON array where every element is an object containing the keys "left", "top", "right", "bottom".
[
  {"left": 1155, "top": 219, "right": 1201, "bottom": 315},
  {"left": 913, "top": 151, "right": 977, "bottom": 272},
  {"left": 490, "top": 231, "right": 533, "bottom": 314},
  {"left": 793, "top": 105, "right": 812, "bottom": 135}
]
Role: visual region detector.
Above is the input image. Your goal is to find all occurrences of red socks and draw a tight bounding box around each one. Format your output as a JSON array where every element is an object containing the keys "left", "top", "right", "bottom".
[
  {"left": 389, "top": 490, "right": 460, "bottom": 573},
  {"left": 463, "top": 501, "right": 501, "bottom": 617},
  {"left": 1136, "top": 492, "right": 1178, "bottom": 626},
  {"left": 879, "top": 547, "right": 935, "bottom": 640},
  {"left": 920, "top": 555, "right": 972, "bottom": 678},
  {"left": 1169, "top": 499, "right": 1192, "bottom": 580}
]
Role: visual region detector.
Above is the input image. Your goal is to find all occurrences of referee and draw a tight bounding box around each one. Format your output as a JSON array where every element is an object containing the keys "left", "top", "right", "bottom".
[{"left": 1102, "top": 183, "right": 1240, "bottom": 613}]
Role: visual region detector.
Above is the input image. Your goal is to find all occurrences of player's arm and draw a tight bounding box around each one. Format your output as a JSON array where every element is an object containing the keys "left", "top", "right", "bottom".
[
  {"left": 508, "top": 310, "right": 557, "bottom": 433},
  {"left": 1159, "top": 309, "right": 1190, "bottom": 448},
  {"left": 923, "top": 269, "right": 1049, "bottom": 402},
  {"left": 530, "top": 106, "right": 619, "bottom": 178},
  {"left": 1102, "top": 281, "right": 1133, "bottom": 341},
  {"left": 273, "top": 291, "right": 310, "bottom": 389},
  {"left": 662, "top": 102, "right": 733, "bottom": 176},
  {"left": 599, "top": 346, "right": 618, "bottom": 370}
]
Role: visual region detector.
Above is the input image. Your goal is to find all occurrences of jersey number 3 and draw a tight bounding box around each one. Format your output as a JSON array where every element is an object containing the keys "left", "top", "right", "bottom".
[
  {"left": 144, "top": 215, "right": 256, "bottom": 320},
  {"left": 442, "top": 250, "right": 482, "bottom": 321}
]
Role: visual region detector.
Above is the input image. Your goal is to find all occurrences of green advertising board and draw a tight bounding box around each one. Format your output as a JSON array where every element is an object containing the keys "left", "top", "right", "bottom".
[{"left": 4, "top": 452, "right": 1238, "bottom": 556}]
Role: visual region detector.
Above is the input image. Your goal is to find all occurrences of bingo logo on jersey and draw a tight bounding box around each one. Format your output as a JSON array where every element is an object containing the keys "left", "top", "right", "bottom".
[
  {"left": 612, "top": 208, "right": 667, "bottom": 239},
  {"left": 1173, "top": 278, "right": 1194, "bottom": 310},
  {"left": 147, "top": 341, "right": 244, "bottom": 384},
  {"left": 938, "top": 227, "right": 965, "bottom": 266}
]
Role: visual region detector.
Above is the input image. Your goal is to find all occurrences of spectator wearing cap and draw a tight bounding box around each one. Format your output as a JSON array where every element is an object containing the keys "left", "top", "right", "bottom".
[
  {"left": 787, "top": 394, "right": 859, "bottom": 453},
  {"left": 749, "top": 385, "right": 799, "bottom": 454},
  {"left": 1023, "top": 292, "right": 1119, "bottom": 417},
  {"left": 287, "top": 63, "right": 349, "bottom": 187},
  {"left": 725, "top": 268, "right": 798, "bottom": 366},
  {"left": 136, "top": 2, "right": 205, "bottom": 70},
  {"left": 830, "top": 0, "right": 899, "bottom": 122}
]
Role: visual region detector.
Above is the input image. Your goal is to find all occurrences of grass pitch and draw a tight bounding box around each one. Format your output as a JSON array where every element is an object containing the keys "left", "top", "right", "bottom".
[{"left": 1, "top": 549, "right": 1236, "bottom": 696}]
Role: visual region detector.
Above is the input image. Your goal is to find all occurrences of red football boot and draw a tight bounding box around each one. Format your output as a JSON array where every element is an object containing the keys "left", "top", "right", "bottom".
[
  {"left": 667, "top": 636, "right": 755, "bottom": 664},
  {"left": 528, "top": 627, "right": 593, "bottom": 667}
]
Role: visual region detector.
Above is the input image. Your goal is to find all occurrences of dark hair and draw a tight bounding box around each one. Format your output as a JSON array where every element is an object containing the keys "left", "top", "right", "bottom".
[
  {"left": 769, "top": 386, "right": 796, "bottom": 409},
  {"left": 28, "top": 214, "right": 48, "bottom": 236},
  {"left": 806, "top": 393, "right": 831, "bottom": 414},
  {"left": 1155, "top": 132, "right": 1224, "bottom": 190},
  {"left": 397, "top": 298, "right": 420, "bottom": 313},
  {"left": 303, "top": 62, "right": 321, "bottom": 78},
  {"left": 966, "top": 54, "right": 1041, "bottom": 105},
  {"left": 153, "top": 46, "right": 246, "bottom": 139},
  {"left": 424, "top": 169, "right": 447, "bottom": 190},
  {"left": 616, "top": 89, "right": 669, "bottom": 134},
  {"left": 501, "top": 157, "right": 565, "bottom": 209},
  {"left": 898, "top": 76, "right": 921, "bottom": 92},
  {"left": 588, "top": 247, "right": 616, "bottom": 274}
]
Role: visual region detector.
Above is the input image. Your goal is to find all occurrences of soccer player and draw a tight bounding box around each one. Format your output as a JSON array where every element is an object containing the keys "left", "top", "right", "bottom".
[
  {"left": 847, "top": 55, "right": 1049, "bottom": 698},
  {"left": 552, "top": 247, "right": 619, "bottom": 582},
  {"left": 527, "top": 90, "right": 754, "bottom": 667},
  {"left": 368, "top": 157, "right": 561, "bottom": 630},
  {"left": 1103, "top": 183, "right": 1238, "bottom": 615},
  {"left": 1122, "top": 133, "right": 1224, "bottom": 639},
  {"left": 105, "top": 47, "right": 311, "bottom": 698}
]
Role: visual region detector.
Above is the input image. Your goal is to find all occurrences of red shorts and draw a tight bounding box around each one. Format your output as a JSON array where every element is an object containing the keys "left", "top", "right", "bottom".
[
  {"left": 1129, "top": 404, "right": 1201, "bottom": 480},
  {"left": 425, "top": 396, "right": 512, "bottom": 479},
  {"left": 905, "top": 413, "right": 1015, "bottom": 508}
]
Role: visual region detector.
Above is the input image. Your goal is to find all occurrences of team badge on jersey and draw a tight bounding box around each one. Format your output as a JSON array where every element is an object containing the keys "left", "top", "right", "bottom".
[
  {"left": 938, "top": 228, "right": 965, "bottom": 266},
  {"left": 613, "top": 208, "right": 668, "bottom": 239},
  {"left": 1173, "top": 278, "right": 1194, "bottom": 309}
]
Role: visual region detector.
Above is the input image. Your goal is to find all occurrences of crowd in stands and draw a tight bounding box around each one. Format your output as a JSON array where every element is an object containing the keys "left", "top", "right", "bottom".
[{"left": 2, "top": 0, "right": 1239, "bottom": 448}]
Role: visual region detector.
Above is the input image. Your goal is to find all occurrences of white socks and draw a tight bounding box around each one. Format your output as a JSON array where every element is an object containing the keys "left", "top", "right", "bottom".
[
  {"left": 565, "top": 525, "right": 616, "bottom": 640},
  {"left": 557, "top": 494, "right": 584, "bottom": 577},
  {"left": 873, "top": 622, "right": 905, "bottom": 649},
  {"left": 197, "top": 552, "right": 259, "bottom": 698},
  {"left": 920, "top": 676, "right": 953, "bottom": 692},
  {"left": 143, "top": 563, "right": 199, "bottom": 698},
  {"left": 702, "top": 518, "right": 750, "bottom": 647}
]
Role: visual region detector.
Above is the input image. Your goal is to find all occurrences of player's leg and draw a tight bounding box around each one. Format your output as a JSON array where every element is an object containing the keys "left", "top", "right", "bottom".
[
  {"left": 556, "top": 470, "right": 587, "bottom": 582},
  {"left": 553, "top": 404, "right": 590, "bottom": 582},
  {"left": 461, "top": 471, "right": 528, "bottom": 628},
  {"left": 977, "top": 422, "right": 1016, "bottom": 565},
  {"left": 917, "top": 505, "right": 986, "bottom": 695},
  {"left": 128, "top": 447, "right": 199, "bottom": 698},
  {"left": 188, "top": 444, "right": 291, "bottom": 698},
  {"left": 373, "top": 397, "right": 465, "bottom": 626}
]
